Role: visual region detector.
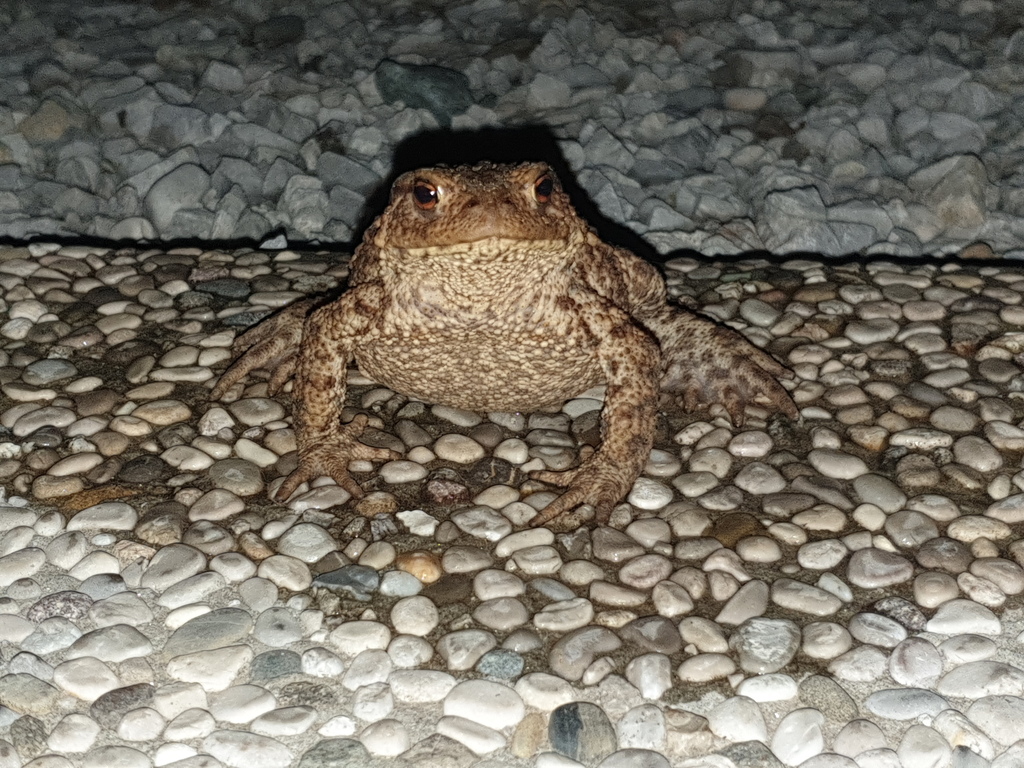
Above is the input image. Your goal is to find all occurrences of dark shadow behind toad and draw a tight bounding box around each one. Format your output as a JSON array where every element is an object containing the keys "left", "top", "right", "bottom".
[{"left": 211, "top": 161, "right": 798, "bottom": 527}]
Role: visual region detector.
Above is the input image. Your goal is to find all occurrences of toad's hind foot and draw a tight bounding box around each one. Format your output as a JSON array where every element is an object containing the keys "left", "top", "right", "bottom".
[
  {"left": 275, "top": 414, "right": 401, "bottom": 501},
  {"left": 527, "top": 461, "right": 632, "bottom": 528},
  {"left": 661, "top": 322, "right": 798, "bottom": 426}
]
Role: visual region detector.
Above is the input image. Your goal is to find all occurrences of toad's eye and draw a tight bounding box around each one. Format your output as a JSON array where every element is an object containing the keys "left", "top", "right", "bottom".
[
  {"left": 534, "top": 174, "right": 554, "bottom": 203},
  {"left": 413, "top": 181, "right": 438, "bottom": 210}
]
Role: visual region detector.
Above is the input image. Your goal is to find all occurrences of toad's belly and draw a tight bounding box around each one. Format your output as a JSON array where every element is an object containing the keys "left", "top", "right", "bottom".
[{"left": 354, "top": 332, "right": 605, "bottom": 412}]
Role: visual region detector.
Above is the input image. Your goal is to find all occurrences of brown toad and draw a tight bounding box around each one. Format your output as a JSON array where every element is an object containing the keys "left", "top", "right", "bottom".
[{"left": 212, "top": 161, "right": 797, "bottom": 527}]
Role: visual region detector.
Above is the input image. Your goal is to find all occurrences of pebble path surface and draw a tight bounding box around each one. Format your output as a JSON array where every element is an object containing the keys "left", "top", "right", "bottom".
[
  {"left": 0, "top": 242, "right": 1023, "bottom": 768},
  {"left": 3, "top": 0, "right": 1024, "bottom": 767}
]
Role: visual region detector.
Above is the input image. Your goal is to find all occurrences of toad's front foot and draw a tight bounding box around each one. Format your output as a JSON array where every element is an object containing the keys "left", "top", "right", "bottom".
[
  {"left": 527, "top": 459, "right": 634, "bottom": 529},
  {"left": 211, "top": 298, "right": 317, "bottom": 399},
  {"left": 275, "top": 415, "right": 401, "bottom": 501}
]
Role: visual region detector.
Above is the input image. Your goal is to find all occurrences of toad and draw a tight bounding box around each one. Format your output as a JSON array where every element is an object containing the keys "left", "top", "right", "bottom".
[{"left": 211, "top": 161, "right": 797, "bottom": 527}]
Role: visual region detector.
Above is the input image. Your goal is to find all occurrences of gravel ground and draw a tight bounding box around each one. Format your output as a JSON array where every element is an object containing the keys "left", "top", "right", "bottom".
[{"left": 1, "top": 0, "right": 1024, "bottom": 256}]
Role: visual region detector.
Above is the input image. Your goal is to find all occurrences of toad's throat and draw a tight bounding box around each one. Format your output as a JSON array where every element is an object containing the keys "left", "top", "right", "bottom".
[{"left": 382, "top": 238, "right": 575, "bottom": 306}]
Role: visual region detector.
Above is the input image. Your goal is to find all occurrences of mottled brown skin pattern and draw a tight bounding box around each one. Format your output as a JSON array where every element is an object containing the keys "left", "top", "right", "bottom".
[{"left": 212, "top": 162, "right": 798, "bottom": 527}]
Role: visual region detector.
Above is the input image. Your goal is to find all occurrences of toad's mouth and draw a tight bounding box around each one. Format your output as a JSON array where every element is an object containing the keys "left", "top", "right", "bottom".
[{"left": 394, "top": 236, "right": 574, "bottom": 259}]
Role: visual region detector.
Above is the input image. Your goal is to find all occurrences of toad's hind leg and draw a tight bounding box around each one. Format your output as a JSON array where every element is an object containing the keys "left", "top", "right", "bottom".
[
  {"left": 642, "top": 305, "right": 798, "bottom": 426},
  {"left": 572, "top": 242, "right": 796, "bottom": 425}
]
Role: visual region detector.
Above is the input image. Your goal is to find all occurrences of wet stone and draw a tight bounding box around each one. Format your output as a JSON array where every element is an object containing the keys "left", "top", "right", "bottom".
[
  {"left": 476, "top": 649, "right": 525, "bottom": 680},
  {"left": 872, "top": 597, "right": 927, "bottom": 632},
  {"left": 251, "top": 649, "right": 303, "bottom": 682},
  {"left": 916, "top": 537, "right": 972, "bottom": 573},
  {"left": 312, "top": 565, "right": 380, "bottom": 601},
  {"left": 90, "top": 683, "right": 155, "bottom": 729},
  {"left": 117, "top": 454, "right": 174, "bottom": 483},
  {"left": 549, "top": 701, "right": 618, "bottom": 764},
  {"left": 619, "top": 616, "right": 683, "bottom": 655}
]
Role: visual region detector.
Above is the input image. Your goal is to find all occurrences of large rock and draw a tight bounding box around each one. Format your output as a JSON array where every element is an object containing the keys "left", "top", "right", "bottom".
[
  {"left": 375, "top": 60, "right": 473, "bottom": 126},
  {"left": 145, "top": 163, "right": 212, "bottom": 232},
  {"left": 18, "top": 100, "right": 79, "bottom": 142},
  {"left": 909, "top": 154, "right": 988, "bottom": 231}
]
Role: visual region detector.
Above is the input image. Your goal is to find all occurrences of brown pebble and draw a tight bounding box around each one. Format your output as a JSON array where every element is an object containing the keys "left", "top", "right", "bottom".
[
  {"left": 848, "top": 426, "right": 888, "bottom": 452},
  {"left": 794, "top": 284, "right": 837, "bottom": 303},
  {"left": 425, "top": 476, "right": 470, "bottom": 505},
  {"left": 960, "top": 242, "right": 996, "bottom": 259},
  {"left": 92, "top": 431, "right": 132, "bottom": 457},
  {"left": 665, "top": 708, "right": 715, "bottom": 756},
  {"left": 395, "top": 550, "right": 443, "bottom": 584},
  {"left": 710, "top": 512, "right": 764, "bottom": 548},
  {"left": 511, "top": 712, "right": 547, "bottom": 758},
  {"left": 135, "top": 502, "right": 187, "bottom": 546},
  {"left": 31, "top": 475, "right": 85, "bottom": 499},
  {"left": 26, "top": 449, "right": 59, "bottom": 472},
  {"left": 238, "top": 531, "right": 274, "bottom": 560},
  {"left": 86, "top": 459, "right": 122, "bottom": 486},
  {"left": 113, "top": 541, "right": 156, "bottom": 567},
  {"left": 355, "top": 491, "right": 398, "bottom": 517},
  {"left": 421, "top": 573, "right": 473, "bottom": 605},
  {"left": 72, "top": 389, "right": 122, "bottom": 417}
]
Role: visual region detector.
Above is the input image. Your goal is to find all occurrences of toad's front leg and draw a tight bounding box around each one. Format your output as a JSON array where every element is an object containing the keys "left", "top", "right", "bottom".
[
  {"left": 275, "top": 287, "right": 400, "bottom": 501},
  {"left": 211, "top": 297, "right": 320, "bottom": 399},
  {"left": 528, "top": 298, "right": 661, "bottom": 528}
]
